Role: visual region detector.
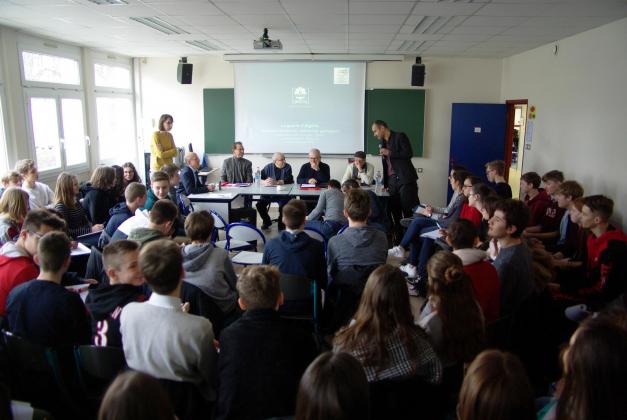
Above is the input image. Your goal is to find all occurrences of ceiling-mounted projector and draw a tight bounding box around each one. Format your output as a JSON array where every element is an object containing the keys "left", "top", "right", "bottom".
[{"left": 253, "top": 28, "right": 282, "bottom": 50}]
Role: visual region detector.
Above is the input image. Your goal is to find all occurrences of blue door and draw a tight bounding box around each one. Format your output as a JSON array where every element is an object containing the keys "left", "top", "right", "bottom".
[{"left": 448, "top": 103, "right": 507, "bottom": 200}]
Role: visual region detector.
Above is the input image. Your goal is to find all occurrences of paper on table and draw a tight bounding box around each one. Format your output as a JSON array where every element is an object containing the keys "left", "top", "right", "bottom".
[
  {"left": 300, "top": 184, "right": 317, "bottom": 188},
  {"left": 420, "top": 229, "right": 443, "bottom": 240},
  {"left": 71, "top": 242, "right": 91, "bottom": 256},
  {"left": 189, "top": 192, "right": 234, "bottom": 199}
]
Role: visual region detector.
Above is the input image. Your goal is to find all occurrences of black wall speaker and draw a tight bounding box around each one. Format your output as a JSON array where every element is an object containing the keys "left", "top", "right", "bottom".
[
  {"left": 177, "top": 58, "right": 193, "bottom": 84},
  {"left": 411, "top": 57, "right": 425, "bottom": 87}
]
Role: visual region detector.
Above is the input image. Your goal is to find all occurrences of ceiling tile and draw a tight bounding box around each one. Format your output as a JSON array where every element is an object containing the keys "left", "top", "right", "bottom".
[
  {"left": 411, "top": 3, "right": 484, "bottom": 17},
  {"left": 177, "top": 15, "right": 237, "bottom": 26},
  {"left": 349, "top": 24, "right": 401, "bottom": 33},
  {"left": 213, "top": 1, "right": 284, "bottom": 15},
  {"left": 148, "top": 2, "right": 223, "bottom": 16},
  {"left": 349, "top": 2, "right": 415, "bottom": 15},
  {"left": 476, "top": 4, "right": 551, "bottom": 17},
  {"left": 461, "top": 16, "right": 531, "bottom": 27},
  {"left": 281, "top": 0, "right": 347, "bottom": 15},
  {"left": 349, "top": 14, "right": 406, "bottom": 25},
  {"left": 449, "top": 26, "right": 509, "bottom": 35}
]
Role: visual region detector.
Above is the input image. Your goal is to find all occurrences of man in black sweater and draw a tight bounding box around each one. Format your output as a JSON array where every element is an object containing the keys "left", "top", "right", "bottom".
[
  {"left": 372, "top": 120, "right": 419, "bottom": 240},
  {"left": 296, "top": 148, "right": 330, "bottom": 185},
  {"left": 216, "top": 265, "right": 317, "bottom": 420}
]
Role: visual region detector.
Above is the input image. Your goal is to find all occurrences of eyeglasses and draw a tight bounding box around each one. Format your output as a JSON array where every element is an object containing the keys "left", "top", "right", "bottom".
[
  {"left": 309, "top": 157, "right": 320, "bottom": 161},
  {"left": 28, "top": 230, "right": 44, "bottom": 239}
]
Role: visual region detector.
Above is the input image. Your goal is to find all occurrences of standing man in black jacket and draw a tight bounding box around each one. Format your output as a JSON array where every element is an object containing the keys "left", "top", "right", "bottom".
[{"left": 372, "top": 120, "right": 419, "bottom": 241}]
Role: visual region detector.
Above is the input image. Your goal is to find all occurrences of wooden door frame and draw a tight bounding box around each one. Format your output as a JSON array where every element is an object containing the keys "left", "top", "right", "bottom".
[{"left": 504, "top": 99, "right": 528, "bottom": 181}]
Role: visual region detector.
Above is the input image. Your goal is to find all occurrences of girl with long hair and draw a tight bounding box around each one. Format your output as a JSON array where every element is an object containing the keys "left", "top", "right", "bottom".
[
  {"left": 122, "top": 162, "right": 142, "bottom": 187},
  {"left": 54, "top": 172, "right": 103, "bottom": 238},
  {"left": 0, "top": 187, "right": 29, "bottom": 244},
  {"left": 82, "top": 166, "right": 116, "bottom": 225},
  {"left": 333, "top": 264, "right": 442, "bottom": 384},
  {"left": 419, "top": 251, "right": 485, "bottom": 366}
]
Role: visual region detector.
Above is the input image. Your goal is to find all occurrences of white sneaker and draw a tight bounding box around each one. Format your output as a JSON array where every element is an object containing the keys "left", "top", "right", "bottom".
[
  {"left": 388, "top": 246, "right": 406, "bottom": 258},
  {"left": 400, "top": 263, "right": 417, "bottom": 278}
]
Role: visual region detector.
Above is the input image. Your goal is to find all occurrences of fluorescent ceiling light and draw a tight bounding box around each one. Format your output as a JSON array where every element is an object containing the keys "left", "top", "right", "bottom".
[{"left": 129, "top": 17, "right": 189, "bottom": 35}]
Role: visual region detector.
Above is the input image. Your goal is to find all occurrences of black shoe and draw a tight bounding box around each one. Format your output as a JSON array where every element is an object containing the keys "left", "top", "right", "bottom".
[{"left": 261, "top": 222, "right": 272, "bottom": 230}]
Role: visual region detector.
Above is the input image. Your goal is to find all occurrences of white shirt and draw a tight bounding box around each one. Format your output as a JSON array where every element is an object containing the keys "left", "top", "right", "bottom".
[
  {"left": 120, "top": 292, "right": 217, "bottom": 400},
  {"left": 23, "top": 182, "right": 54, "bottom": 210}
]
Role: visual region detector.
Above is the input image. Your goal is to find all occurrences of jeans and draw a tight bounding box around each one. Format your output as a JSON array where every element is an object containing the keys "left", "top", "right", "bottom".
[{"left": 305, "top": 219, "right": 343, "bottom": 240}]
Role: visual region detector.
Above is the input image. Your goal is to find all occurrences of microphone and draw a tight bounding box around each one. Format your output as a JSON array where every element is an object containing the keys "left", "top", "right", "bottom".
[{"left": 378, "top": 139, "right": 385, "bottom": 150}]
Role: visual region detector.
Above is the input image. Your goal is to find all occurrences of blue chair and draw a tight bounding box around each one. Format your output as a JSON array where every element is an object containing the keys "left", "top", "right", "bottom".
[
  {"left": 279, "top": 274, "right": 319, "bottom": 333},
  {"left": 224, "top": 222, "right": 266, "bottom": 252},
  {"left": 337, "top": 224, "right": 349, "bottom": 235},
  {"left": 303, "top": 226, "right": 328, "bottom": 255}
]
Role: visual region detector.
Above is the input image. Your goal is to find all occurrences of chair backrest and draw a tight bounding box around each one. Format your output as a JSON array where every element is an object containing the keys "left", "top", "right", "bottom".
[
  {"left": 75, "top": 345, "right": 126, "bottom": 381},
  {"left": 279, "top": 274, "right": 319, "bottom": 332},
  {"left": 303, "top": 227, "right": 325, "bottom": 243},
  {"left": 210, "top": 210, "right": 227, "bottom": 230},
  {"left": 337, "top": 224, "right": 349, "bottom": 235},
  {"left": 159, "top": 378, "right": 212, "bottom": 420},
  {"left": 369, "top": 374, "right": 444, "bottom": 420},
  {"left": 227, "top": 222, "right": 266, "bottom": 244}
]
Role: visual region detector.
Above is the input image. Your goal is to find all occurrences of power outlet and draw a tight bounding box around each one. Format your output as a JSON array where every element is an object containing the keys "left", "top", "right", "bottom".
[{"left": 417, "top": 168, "right": 423, "bottom": 173}]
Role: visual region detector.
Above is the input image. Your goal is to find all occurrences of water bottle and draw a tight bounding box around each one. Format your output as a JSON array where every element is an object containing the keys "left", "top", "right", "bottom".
[
  {"left": 375, "top": 170, "right": 382, "bottom": 192},
  {"left": 254, "top": 167, "right": 261, "bottom": 186}
]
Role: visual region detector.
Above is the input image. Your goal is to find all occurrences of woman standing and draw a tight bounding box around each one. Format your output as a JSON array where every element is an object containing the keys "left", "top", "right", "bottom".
[{"left": 150, "top": 114, "right": 177, "bottom": 171}]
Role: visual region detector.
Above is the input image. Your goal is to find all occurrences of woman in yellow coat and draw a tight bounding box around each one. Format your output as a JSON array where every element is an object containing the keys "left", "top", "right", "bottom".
[{"left": 150, "top": 114, "right": 177, "bottom": 171}]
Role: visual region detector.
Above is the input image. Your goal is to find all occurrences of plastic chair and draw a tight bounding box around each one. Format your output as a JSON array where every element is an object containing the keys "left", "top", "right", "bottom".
[
  {"left": 159, "top": 378, "right": 212, "bottom": 420},
  {"left": 369, "top": 374, "right": 445, "bottom": 420},
  {"left": 303, "top": 226, "right": 328, "bottom": 254},
  {"left": 279, "top": 274, "right": 319, "bottom": 333},
  {"left": 212, "top": 210, "right": 248, "bottom": 249},
  {"left": 225, "top": 222, "right": 266, "bottom": 252},
  {"left": 74, "top": 345, "right": 127, "bottom": 400}
]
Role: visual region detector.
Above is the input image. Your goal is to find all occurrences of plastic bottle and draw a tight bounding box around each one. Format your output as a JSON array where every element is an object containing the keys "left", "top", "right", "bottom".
[
  {"left": 375, "top": 170, "right": 382, "bottom": 192},
  {"left": 254, "top": 167, "right": 261, "bottom": 186}
]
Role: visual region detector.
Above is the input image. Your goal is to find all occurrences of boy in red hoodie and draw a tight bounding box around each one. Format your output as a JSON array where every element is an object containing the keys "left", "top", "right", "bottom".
[
  {"left": 447, "top": 219, "right": 501, "bottom": 323},
  {"left": 520, "top": 171, "right": 550, "bottom": 228},
  {"left": 577, "top": 195, "right": 627, "bottom": 309},
  {"left": 0, "top": 209, "right": 66, "bottom": 315}
]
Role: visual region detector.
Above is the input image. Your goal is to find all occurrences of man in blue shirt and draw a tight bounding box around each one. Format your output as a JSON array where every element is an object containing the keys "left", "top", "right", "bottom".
[{"left": 257, "top": 152, "right": 294, "bottom": 230}]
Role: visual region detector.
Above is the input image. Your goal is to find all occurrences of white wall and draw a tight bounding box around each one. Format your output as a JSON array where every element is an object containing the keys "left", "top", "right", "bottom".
[
  {"left": 138, "top": 56, "right": 502, "bottom": 207},
  {"left": 501, "top": 17, "right": 627, "bottom": 228}
]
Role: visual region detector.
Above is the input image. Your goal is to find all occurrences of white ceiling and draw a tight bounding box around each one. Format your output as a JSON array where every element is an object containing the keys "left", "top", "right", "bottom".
[{"left": 0, "top": 0, "right": 626, "bottom": 58}]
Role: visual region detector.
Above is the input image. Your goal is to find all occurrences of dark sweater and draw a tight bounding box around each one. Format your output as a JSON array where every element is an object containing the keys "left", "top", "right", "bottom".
[
  {"left": 6, "top": 279, "right": 91, "bottom": 347},
  {"left": 296, "top": 162, "right": 330, "bottom": 185},
  {"left": 216, "top": 309, "right": 317, "bottom": 420},
  {"left": 82, "top": 187, "right": 115, "bottom": 225},
  {"left": 493, "top": 242, "right": 534, "bottom": 317},
  {"left": 104, "top": 202, "right": 133, "bottom": 237},
  {"left": 54, "top": 202, "right": 92, "bottom": 238},
  {"left": 262, "top": 231, "right": 327, "bottom": 285}
]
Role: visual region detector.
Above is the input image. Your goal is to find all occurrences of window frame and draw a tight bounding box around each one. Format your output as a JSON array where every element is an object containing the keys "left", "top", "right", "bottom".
[
  {"left": 18, "top": 39, "right": 83, "bottom": 90},
  {"left": 23, "top": 88, "right": 90, "bottom": 176}
]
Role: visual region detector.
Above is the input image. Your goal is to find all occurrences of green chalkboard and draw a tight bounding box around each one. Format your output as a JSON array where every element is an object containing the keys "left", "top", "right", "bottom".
[
  {"left": 203, "top": 88, "right": 425, "bottom": 155},
  {"left": 365, "top": 89, "right": 425, "bottom": 157},
  {"left": 203, "top": 89, "right": 235, "bottom": 154}
]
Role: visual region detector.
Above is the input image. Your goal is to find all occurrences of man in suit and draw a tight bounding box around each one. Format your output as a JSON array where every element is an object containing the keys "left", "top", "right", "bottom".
[
  {"left": 216, "top": 265, "right": 317, "bottom": 420},
  {"left": 372, "top": 119, "right": 419, "bottom": 241},
  {"left": 179, "top": 152, "right": 213, "bottom": 195}
]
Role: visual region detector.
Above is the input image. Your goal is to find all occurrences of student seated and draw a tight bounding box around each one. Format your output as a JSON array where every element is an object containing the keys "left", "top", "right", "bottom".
[
  {"left": 262, "top": 199, "right": 327, "bottom": 286},
  {"left": 488, "top": 199, "right": 533, "bottom": 317},
  {"left": 6, "top": 231, "right": 91, "bottom": 347},
  {"left": 110, "top": 165, "right": 125, "bottom": 204},
  {"left": 143, "top": 171, "right": 170, "bottom": 211},
  {"left": 221, "top": 141, "right": 252, "bottom": 184},
  {"left": 419, "top": 251, "right": 485, "bottom": 367},
  {"left": 484, "top": 160, "right": 512, "bottom": 199},
  {"left": 552, "top": 180, "right": 584, "bottom": 258},
  {"left": 179, "top": 152, "right": 213, "bottom": 195},
  {"left": 0, "top": 188, "right": 29, "bottom": 245},
  {"left": 304, "top": 179, "right": 348, "bottom": 239},
  {"left": 15, "top": 159, "right": 54, "bottom": 210},
  {"left": 121, "top": 162, "right": 142, "bottom": 189},
  {"left": 459, "top": 176, "right": 484, "bottom": 228},
  {"left": 54, "top": 172, "right": 104, "bottom": 239},
  {"left": 447, "top": 220, "right": 500, "bottom": 323},
  {"left": 128, "top": 199, "right": 178, "bottom": 245},
  {"left": 524, "top": 170, "right": 565, "bottom": 247},
  {"left": 458, "top": 350, "right": 535, "bottom": 420},
  {"left": 98, "top": 371, "right": 175, "bottom": 420},
  {"left": 341, "top": 151, "right": 374, "bottom": 185},
  {"left": 161, "top": 164, "right": 192, "bottom": 219},
  {"left": 82, "top": 166, "right": 116, "bottom": 225},
  {"left": 538, "top": 316, "right": 627, "bottom": 420},
  {"left": 102, "top": 182, "right": 147, "bottom": 244},
  {"left": 520, "top": 171, "right": 550, "bottom": 227},
  {"left": 341, "top": 179, "right": 387, "bottom": 232},
  {"left": 0, "top": 171, "right": 22, "bottom": 198},
  {"left": 468, "top": 183, "right": 498, "bottom": 243},
  {"left": 297, "top": 148, "right": 330, "bottom": 185},
  {"left": 388, "top": 170, "right": 469, "bottom": 286},
  {"left": 182, "top": 211, "right": 238, "bottom": 317},
  {"left": 216, "top": 265, "right": 317, "bottom": 420},
  {"left": 333, "top": 265, "right": 442, "bottom": 383},
  {"left": 121, "top": 239, "right": 217, "bottom": 400},
  {"left": 85, "top": 240, "right": 146, "bottom": 347},
  {"left": 408, "top": 165, "right": 466, "bottom": 224},
  {"left": 0, "top": 209, "right": 66, "bottom": 315},
  {"left": 295, "top": 352, "right": 369, "bottom": 420},
  {"left": 326, "top": 189, "right": 387, "bottom": 280},
  {"left": 256, "top": 152, "right": 293, "bottom": 230}
]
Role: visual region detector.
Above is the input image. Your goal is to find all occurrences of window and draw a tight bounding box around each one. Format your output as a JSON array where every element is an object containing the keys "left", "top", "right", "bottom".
[
  {"left": 96, "top": 96, "right": 134, "bottom": 161},
  {"left": 94, "top": 63, "right": 131, "bottom": 90},
  {"left": 22, "top": 51, "right": 80, "bottom": 85},
  {"left": 27, "top": 93, "right": 88, "bottom": 172}
]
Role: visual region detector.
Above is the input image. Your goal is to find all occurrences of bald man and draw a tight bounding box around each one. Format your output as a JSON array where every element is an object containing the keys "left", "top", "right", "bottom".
[
  {"left": 178, "top": 152, "right": 213, "bottom": 195},
  {"left": 257, "top": 152, "right": 294, "bottom": 230},
  {"left": 296, "top": 148, "right": 330, "bottom": 185}
]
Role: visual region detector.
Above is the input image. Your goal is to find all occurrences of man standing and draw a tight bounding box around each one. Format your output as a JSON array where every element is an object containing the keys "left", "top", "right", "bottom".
[
  {"left": 296, "top": 148, "right": 330, "bottom": 185},
  {"left": 341, "top": 151, "right": 374, "bottom": 185},
  {"left": 256, "top": 152, "right": 293, "bottom": 230},
  {"left": 372, "top": 120, "right": 419, "bottom": 239},
  {"left": 179, "top": 152, "right": 214, "bottom": 195},
  {"left": 221, "top": 142, "right": 253, "bottom": 184}
]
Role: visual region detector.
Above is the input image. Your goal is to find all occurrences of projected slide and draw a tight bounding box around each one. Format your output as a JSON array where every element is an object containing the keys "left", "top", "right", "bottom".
[{"left": 234, "top": 62, "right": 365, "bottom": 154}]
